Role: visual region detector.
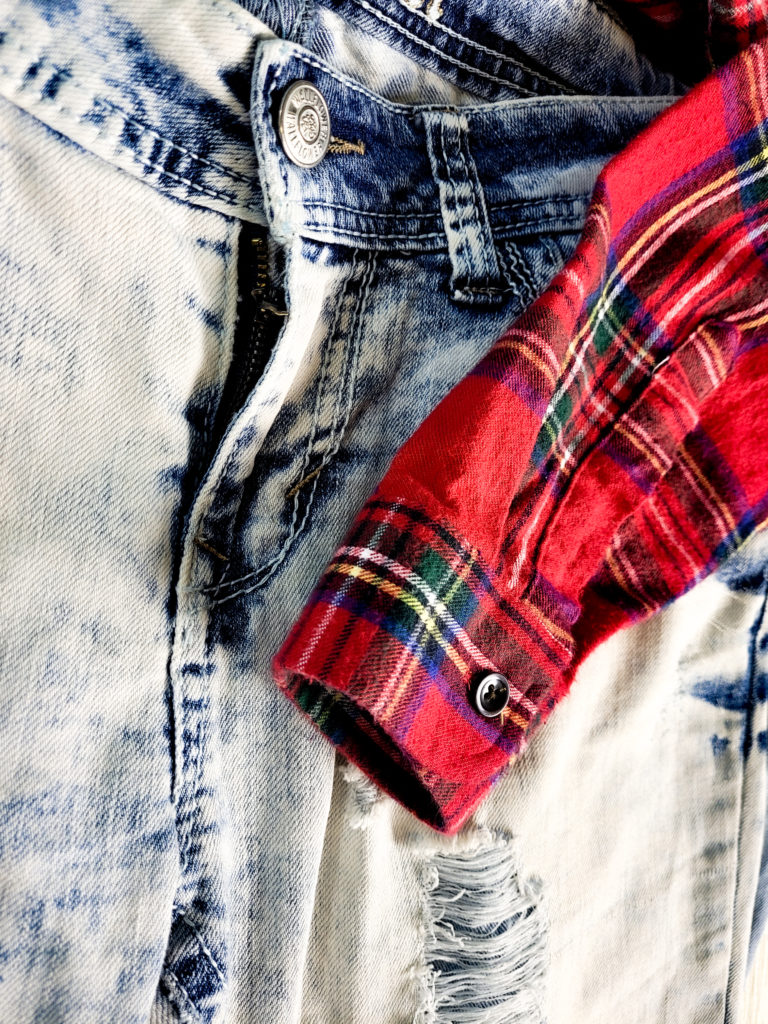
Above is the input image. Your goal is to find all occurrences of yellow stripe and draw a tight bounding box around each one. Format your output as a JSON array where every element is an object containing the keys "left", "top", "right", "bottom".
[
  {"left": 549, "top": 118, "right": 768, "bottom": 467},
  {"left": 536, "top": 610, "right": 573, "bottom": 648},
  {"left": 380, "top": 648, "right": 421, "bottom": 727},
  {"left": 443, "top": 550, "right": 477, "bottom": 614},
  {"left": 733, "top": 309, "right": 768, "bottom": 331},
  {"left": 698, "top": 324, "right": 729, "bottom": 381},
  {"left": 747, "top": 45, "right": 768, "bottom": 155},
  {"left": 328, "top": 561, "right": 469, "bottom": 675},
  {"left": 614, "top": 420, "right": 667, "bottom": 477},
  {"left": 606, "top": 546, "right": 653, "bottom": 612},
  {"left": 579, "top": 126, "right": 768, "bottom": 351},
  {"left": 601, "top": 302, "right": 656, "bottom": 372},
  {"left": 542, "top": 305, "right": 655, "bottom": 466},
  {"left": 383, "top": 553, "right": 479, "bottom": 723},
  {"left": 678, "top": 445, "right": 737, "bottom": 535},
  {"left": 499, "top": 706, "right": 530, "bottom": 730},
  {"left": 539, "top": 415, "right": 560, "bottom": 451},
  {"left": 514, "top": 341, "right": 559, "bottom": 386},
  {"left": 331, "top": 559, "right": 532, "bottom": 730}
]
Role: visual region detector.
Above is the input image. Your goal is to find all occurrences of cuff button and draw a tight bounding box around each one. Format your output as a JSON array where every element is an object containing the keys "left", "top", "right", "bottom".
[{"left": 471, "top": 672, "right": 511, "bottom": 718}]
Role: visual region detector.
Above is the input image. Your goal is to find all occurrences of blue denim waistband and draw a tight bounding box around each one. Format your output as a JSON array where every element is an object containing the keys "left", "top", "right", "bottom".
[
  {"left": 0, "top": 0, "right": 677, "bottom": 245},
  {"left": 251, "top": 39, "right": 675, "bottom": 253}
]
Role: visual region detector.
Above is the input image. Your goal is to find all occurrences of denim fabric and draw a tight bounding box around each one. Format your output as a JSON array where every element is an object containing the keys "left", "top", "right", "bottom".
[
  {"left": 1, "top": 0, "right": 763, "bottom": 1022},
  {"left": 299, "top": 530, "right": 768, "bottom": 1023}
]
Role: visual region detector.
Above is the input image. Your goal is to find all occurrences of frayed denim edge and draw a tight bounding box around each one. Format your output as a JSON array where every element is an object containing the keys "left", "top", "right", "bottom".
[{"left": 413, "top": 832, "right": 548, "bottom": 1024}]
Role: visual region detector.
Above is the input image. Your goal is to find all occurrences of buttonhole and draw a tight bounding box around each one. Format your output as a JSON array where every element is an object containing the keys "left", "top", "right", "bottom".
[
  {"left": 328, "top": 136, "right": 366, "bottom": 156},
  {"left": 286, "top": 466, "right": 322, "bottom": 499},
  {"left": 193, "top": 535, "right": 229, "bottom": 562}
]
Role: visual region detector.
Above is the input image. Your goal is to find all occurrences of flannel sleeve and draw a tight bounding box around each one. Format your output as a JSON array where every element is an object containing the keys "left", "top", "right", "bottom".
[{"left": 272, "top": 39, "right": 768, "bottom": 834}]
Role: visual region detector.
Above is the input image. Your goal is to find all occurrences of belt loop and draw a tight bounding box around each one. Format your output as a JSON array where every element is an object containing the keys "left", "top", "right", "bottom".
[{"left": 423, "top": 110, "right": 505, "bottom": 305}]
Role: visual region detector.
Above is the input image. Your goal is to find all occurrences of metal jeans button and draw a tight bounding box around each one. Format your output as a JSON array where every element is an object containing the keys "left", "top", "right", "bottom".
[{"left": 278, "top": 80, "right": 331, "bottom": 168}]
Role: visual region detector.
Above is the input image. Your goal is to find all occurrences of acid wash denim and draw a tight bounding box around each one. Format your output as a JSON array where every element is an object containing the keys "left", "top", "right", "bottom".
[{"left": 0, "top": 0, "right": 764, "bottom": 1022}]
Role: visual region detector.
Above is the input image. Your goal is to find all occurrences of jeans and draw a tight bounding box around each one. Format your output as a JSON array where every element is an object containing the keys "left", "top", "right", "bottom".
[{"left": 1, "top": 0, "right": 763, "bottom": 1021}]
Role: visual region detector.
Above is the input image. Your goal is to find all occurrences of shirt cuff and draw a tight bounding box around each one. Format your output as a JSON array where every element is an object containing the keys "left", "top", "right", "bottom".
[{"left": 272, "top": 477, "right": 572, "bottom": 834}]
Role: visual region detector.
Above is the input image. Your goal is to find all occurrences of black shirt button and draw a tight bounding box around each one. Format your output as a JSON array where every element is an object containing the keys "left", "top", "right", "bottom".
[{"left": 471, "top": 672, "right": 511, "bottom": 718}]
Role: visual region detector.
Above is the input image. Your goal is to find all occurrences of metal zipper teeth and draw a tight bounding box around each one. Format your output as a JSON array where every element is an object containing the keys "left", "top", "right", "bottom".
[{"left": 211, "top": 225, "right": 287, "bottom": 445}]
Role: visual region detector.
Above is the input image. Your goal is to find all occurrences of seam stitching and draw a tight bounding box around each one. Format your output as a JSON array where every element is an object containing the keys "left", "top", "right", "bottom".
[
  {"left": 204, "top": 250, "right": 362, "bottom": 600},
  {"left": 353, "top": 0, "right": 564, "bottom": 94},
  {"left": 224, "top": 252, "right": 375, "bottom": 601},
  {"left": 177, "top": 699, "right": 208, "bottom": 878},
  {"left": 297, "top": 193, "right": 585, "bottom": 217},
  {"left": 444, "top": 118, "right": 480, "bottom": 282},
  {"left": 211, "top": 218, "right": 241, "bottom": 440},
  {"left": 193, "top": 69, "right": 295, "bottom": 593},
  {"left": 209, "top": 252, "right": 376, "bottom": 603},
  {"left": 286, "top": 50, "right": 419, "bottom": 112},
  {"left": 438, "top": 117, "right": 473, "bottom": 284},
  {"left": 491, "top": 195, "right": 589, "bottom": 216},
  {"left": 388, "top": 0, "right": 578, "bottom": 83},
  {"left": 260, "top": 64, "right": 291, "bottom": 222},
  {"left": 301, "top": 224, "right": 445, "bottom": 241},
  {"left": 88, "top": 94, "right": 257, "bottom": 185},
  {"left": 170, "top": 905, "right": 227, "bottom": 985},
  {"left": 272, "top": 49, "right": 675, "bottom": 117},
  {"left": 503, "top": 237, "right": 539, "bottom": 308},
  {"left": 200, "top": 221, "right": 240, "bottom": 461},
  {"left": 459, "top": 118, "right": 497, "bottom": 282},
  {"left": 160, "top": 970, "right": 204, "bottom": 1023},
  {"left": 0, "top": 29, "right": 254, "bottom": 183},
  {"left": 0, "top": 35, "right": 261, "bottom": 209}
]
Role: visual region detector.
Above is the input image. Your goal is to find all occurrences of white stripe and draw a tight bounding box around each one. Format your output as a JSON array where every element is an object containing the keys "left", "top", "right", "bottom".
[
  {"left": 655, "top": 219, "right": 768, "bottom": 338},
  {"left": 550, "top": 154, "right": 768, "bottom": 409},
  {"left": 344, "top": 543, "right": 540, "bottom": 715},
  {"left": 693, "top": 333, "right": 722, "bottom": 389},
  {"left": 649, "top": 500, "right": 701, "bottom": 578}
]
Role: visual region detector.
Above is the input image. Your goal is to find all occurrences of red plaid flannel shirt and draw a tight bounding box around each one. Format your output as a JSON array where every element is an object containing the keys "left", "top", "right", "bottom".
[{"left": 274, "top": 1, "right": 768, "bottom": 834}]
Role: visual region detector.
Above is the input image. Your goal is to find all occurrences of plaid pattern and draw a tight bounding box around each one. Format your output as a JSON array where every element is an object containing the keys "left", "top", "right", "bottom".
[{"left": 274, "top": 32, "right": 768, "bottom": 834}]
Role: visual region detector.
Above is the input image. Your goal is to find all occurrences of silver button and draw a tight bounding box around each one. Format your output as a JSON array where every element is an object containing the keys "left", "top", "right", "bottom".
[
  {"left": 471, "top": 672, "right": 510, "bottom": 718},
  {"left": 278, "top": 81, "right": 331, "bottom": 168}
]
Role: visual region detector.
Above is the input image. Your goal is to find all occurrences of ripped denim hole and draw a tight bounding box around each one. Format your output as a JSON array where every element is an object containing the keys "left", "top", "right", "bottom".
[{"left": 415, "top": 833, "right": 547, "bottom": 1023}]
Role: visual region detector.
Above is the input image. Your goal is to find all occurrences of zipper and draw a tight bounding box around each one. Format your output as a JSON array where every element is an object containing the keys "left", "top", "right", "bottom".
[{"left": 209, "top": 223, "right": 287, "bottom": 454}]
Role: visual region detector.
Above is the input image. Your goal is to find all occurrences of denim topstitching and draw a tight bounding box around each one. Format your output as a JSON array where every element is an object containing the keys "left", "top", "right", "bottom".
[
  {"left": 0, "top": 27, "right": 263, "bottom": 217},
  {"left": 204, "top": 249, "right": 376, "bottom": 604},
  {"left": 723, "top": 572, "right": 768, "bottom": 1019},
  {"left": 342, "top": 0, "right": 581, "bottom": 96}
]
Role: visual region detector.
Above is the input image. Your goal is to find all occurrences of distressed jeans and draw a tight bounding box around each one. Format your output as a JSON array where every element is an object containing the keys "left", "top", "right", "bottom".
[{"left": 0, "top": 0, "right": 765, "bottom": 1022}]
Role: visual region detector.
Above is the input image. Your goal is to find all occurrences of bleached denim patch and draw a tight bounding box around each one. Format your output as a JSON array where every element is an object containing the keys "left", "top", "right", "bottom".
[
  {"left": 1, "top": 1, "right": 755, "bottom": 1023},
  {"left": 480, "top": 526, "right": 768, "bottom": 1024}
]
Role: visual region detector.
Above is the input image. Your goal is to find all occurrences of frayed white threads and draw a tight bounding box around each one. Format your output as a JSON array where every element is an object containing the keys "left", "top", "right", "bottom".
[
  {"left": 339, "top": 758, "right": 383, "bottom": 829},
  {"left": 414, "top": 836, "right": 547, "bottom": 1024}
]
